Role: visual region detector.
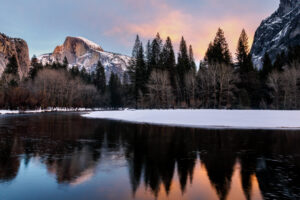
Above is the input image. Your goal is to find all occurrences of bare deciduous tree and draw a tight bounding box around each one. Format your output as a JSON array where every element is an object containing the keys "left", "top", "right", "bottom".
[
  {"left": 147, "top": 70, "right": 174, "bottom": 108},
  {"left": 32, "top": 69, "right": 99, "bottom": 108},
  {"left": 197, "top": 63, "right": 238, "bottom": 109},
  {"left": 267, "top": 62, "right": 300, "bottom": 109},
  {"left": 185, "top": 71, "right": 197, "bottom": 107}
]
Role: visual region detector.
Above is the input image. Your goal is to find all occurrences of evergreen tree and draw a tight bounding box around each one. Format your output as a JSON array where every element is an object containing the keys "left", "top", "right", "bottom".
[
  {"left": 287, "top": 45, "right": 300, "bottom": 65},
  {"left": 188, "top": 45, "right": 196, "bottom": 72},
  {"left": 150, "top": 33, "right": 162, "bottom": 70},
  {"left": 136, "top": 43, "right": 147, "bottom": 94},
  {"left": 260, "top": 53, "right": 273, "bottom": 80},
  {"left": 3, "top": 55, "right": 20, "bottom": 87},
  {"left": 109, "top": 73, "right": 122, "bottom": 108},
  {"left": 51, "top": 62, "right": 59, "bottom": 70},
  {"left": 236, "top": 29, "right": 253, "bottom": 72},
  {"left": 273, "top": 52, "right": 285, "bottom": 71},
  {"left": 29, "top": 55, "right": 43, "bottom": 80},
  {"left": 176, "top": 37, "right": 190, "bottom": 102},
  {"left": 161, "top": 37, "right": 177, "bottom": 93},
  {"left": 122, "top": 71, "right": 133, "bottom": 106},
  {"left": 94, "top": 61, "right": 106, "bottom": 94},
  {"left": 128, "top": 35, "right": 140, "bottom": 106},
  {"left": 4, "top": 55, "right": 18, "bottom": 75},
  {"left": 145, "top": 40, "right": 152, "bottom": 74},
  {"left": 236, "top": 29, "right": 257, "bottom": 108},
  {"left": 128, "top": 35, "right": 147, "bottom": 106},
  {"left": 259, "top": 53, "right": 274, "bottom": 107},
  {"left": 70, "top": 65, "right": 80, "bottom": 78},
  {"left": 205, "top": 28, "right": 232, "bottom": 65},
  {"left": 62, "top": 56, "right": 69, "bottom": 69},
  {"left": 80, "top": 68, "right": 92, "bottom": 83}
]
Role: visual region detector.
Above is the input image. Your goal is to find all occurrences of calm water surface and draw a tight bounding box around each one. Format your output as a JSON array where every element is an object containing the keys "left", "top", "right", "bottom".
[{"left": 0, "top": 113, "right": 300, "bottom": 200}]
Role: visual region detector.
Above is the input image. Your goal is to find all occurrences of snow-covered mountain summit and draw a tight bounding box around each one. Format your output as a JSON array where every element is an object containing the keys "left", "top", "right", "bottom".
[
  {"left": 38, "top": 36, "right": 131, "bottom": 81},
  {"left": 251, "top": 0, "right": 300, "bottom": 68}
]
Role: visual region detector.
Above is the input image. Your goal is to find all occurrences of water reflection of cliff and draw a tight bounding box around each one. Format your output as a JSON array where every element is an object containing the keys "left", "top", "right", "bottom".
[{"left": 0, "top": 113, "right": 300, "bottom": 199}]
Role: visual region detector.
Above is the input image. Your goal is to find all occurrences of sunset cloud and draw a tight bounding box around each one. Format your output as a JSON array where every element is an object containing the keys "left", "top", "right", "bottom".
[
  {"left": 0, "top": 0, "right": 278, "bottom": 61},
  {"left": 105, "top": 0, "right": 265, "bottom": 60}
]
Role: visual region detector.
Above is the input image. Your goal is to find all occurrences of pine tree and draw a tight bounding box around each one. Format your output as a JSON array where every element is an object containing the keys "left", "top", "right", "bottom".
[
  {"left": 150, "top": 33, "right": 162, "bottom": 70},
  {"left": 128, "top": 35, "right": 141, "bottom": 85},
  {"left": 94, "top": 61, "right": 106, "bottom": 94},
  {"left": 136, "top": 43, "right": 147, "bottom": 94},
  {"left": 188, "top": 45, "right": 196, "bottom": 72},
  {"left": 161, "top": 37, "right": 177, "bottom": 93},
  {"left": 29, "top": 55, "right": 43, "bottom": 80},
  {"left": 273, "top": 51, "right": 285, "bottom": 72},
  {"left": 145, "top": 40, "right": 152, "bottom": 75},
  {"left": 236, "top": 29, "right": 256, "bottom": 108},
  {"left": 287, "top": 45, "right": 300, "bottom": 64},
  {"left": 236, "top": 29, "right": 252, "bottom": 72},
  {"left": 80, "top": 68, "right": 92, "bottom": 83},
  {"left": 259, "top": 53, "right": 274, "bottom": 107},
  {"left": 63, "top": 56, "right": 69, "bottom": 69},
  {"left": 260, "top": 53, "right": 273, "bottom": 80},
  {"left": 3, "top": 55, "right": 20, "bottom": 87},
  {"left": 176, "top": 37, "right": 190, "bottom": 102},
  {"left": 109, "top": 73, "right": 122, "bottom": 108},
  {"left": 70, "top": 65, "right": 80, "bottom": 78},
  {"left": 205, "top": 28, "right": 232, "bottom": 65},
  {"left": 4, "top": 55, "right": 18, "bottom": 75},
  {"left": 128, "top": 35, "right": 147, "bottom": 106}
]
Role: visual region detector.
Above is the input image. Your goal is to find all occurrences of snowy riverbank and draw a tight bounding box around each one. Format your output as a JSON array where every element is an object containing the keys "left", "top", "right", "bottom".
[
  {"left": 82, "top": 109, "right": 300, "bottom": 130},
  {"left": 0, "top": 108, "right": 103, "bottom": 115}
]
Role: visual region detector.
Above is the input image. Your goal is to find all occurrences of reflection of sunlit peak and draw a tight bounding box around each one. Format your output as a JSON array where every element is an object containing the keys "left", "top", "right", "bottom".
[
  {"left": 251, "top": 174, "right": 263, "bottom": 200},
  {"left": 70, "top": 168, "right": 94, "bottom": 186}
]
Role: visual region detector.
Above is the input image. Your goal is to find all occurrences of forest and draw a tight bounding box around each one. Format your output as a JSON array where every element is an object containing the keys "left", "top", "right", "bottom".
[{"left": 0, "top": 28, "right": 300, "bottom": 110}]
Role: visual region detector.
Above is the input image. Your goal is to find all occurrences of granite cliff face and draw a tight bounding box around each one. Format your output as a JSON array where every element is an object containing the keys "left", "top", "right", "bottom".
[
  {"left": 0, "top": 33, "right": 30, "bottom": 77},
  {"left": 251, "top": 0, "right": 300, "bottom": 68},
  {"left": 38, "top": 36, "right": 131, "bottom": 81}
]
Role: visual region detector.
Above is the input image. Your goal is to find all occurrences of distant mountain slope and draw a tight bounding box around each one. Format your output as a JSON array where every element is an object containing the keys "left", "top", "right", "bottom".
[
  {"left": 38, "top": 36, "right": 131, "bottom": 81},
  {"left": 251, "top": 0, "right": 300, "bottom": 68},
  {"left": 0, "top": 33, "right": 30, "bottom": 77}
]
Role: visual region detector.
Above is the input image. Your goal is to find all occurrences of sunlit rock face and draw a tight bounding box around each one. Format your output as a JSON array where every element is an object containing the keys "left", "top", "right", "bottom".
[
  {"left": 251, "top": 0, "right": 300, "bottom": 69},
  {"left": 0, "top": 33, "right": 30, "bottom": 77},
  {"left": 38, "top": 36, "right": 131, "bottom": 82}
]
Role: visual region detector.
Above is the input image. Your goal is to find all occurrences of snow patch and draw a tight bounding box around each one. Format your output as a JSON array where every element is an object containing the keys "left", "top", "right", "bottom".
[
  {"left": 0, "top": 108, "right": 104, "bottom": 115},
  {"left": 76, "top": 37, "right": 103, "bottom": 51},
  {"left": 82, "top": 109, "right": 300, "bottom": 130}
]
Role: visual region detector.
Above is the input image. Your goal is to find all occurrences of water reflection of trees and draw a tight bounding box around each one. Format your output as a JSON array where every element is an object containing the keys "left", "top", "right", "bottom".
[{"left": 0, "top": 114, "right": 300, "bottom": 199}]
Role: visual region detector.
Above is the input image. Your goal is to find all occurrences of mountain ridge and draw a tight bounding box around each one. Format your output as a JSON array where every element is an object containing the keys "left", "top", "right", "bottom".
[
  {"left": 251, "top": 0, "right": 300, "bottom": 68},
  {"left": 0, "top": 33, "right": 30, "bottom": 77},
  {"left": 38, "top": 36, "right": 131, "bottom": 82}
]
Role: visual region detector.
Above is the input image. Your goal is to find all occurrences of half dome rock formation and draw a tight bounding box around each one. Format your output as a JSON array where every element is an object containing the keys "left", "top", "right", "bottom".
[
  {"left": 251, "top": 0, "right": 300, "bottom": 68},
  {"left": 0, "top": 33, "right": 30, "bottom": 77},
  {"left": 38, "top": 36, "right": 131, "bottom": 81}
]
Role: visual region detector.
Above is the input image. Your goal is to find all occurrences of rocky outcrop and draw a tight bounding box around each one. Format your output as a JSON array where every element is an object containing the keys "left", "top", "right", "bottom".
[
  {"left": 0, "top": 33, "right": 30, "bottom": 77},
  {"left": 251, "top": 0, "right": 300, "bottom": 68},
  {"left": 38, "top": 36, "right": 131, "bottom": 82}
]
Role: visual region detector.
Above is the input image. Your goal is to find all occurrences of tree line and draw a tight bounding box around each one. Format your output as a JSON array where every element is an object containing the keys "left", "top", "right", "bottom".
[
  {"left": 0, "top": 28, "right": 299, "bottom": 109},
  {"left": 125, "top": 29, "right": 300, "bottom": 109}
]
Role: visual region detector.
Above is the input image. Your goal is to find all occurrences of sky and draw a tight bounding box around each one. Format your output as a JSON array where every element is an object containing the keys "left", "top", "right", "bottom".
[{"left": 0, "top": 0, "right": 279, "bottom": 61}]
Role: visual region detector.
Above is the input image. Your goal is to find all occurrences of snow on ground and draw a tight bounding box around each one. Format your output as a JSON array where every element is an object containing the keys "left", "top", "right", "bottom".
[
  {"left": 82, "top": 109, "right": 300, "bottom": 130},
  {"left": 0, "top": 110, "right": 19, "bottom": 114},
  {"left": 0, "top": 108, "right": 103, "bottom": 115}
]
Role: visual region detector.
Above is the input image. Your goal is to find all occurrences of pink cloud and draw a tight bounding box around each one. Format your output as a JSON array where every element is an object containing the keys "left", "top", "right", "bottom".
[{"left": 105, "top": 1, "right": 260, "bottom": 61}]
